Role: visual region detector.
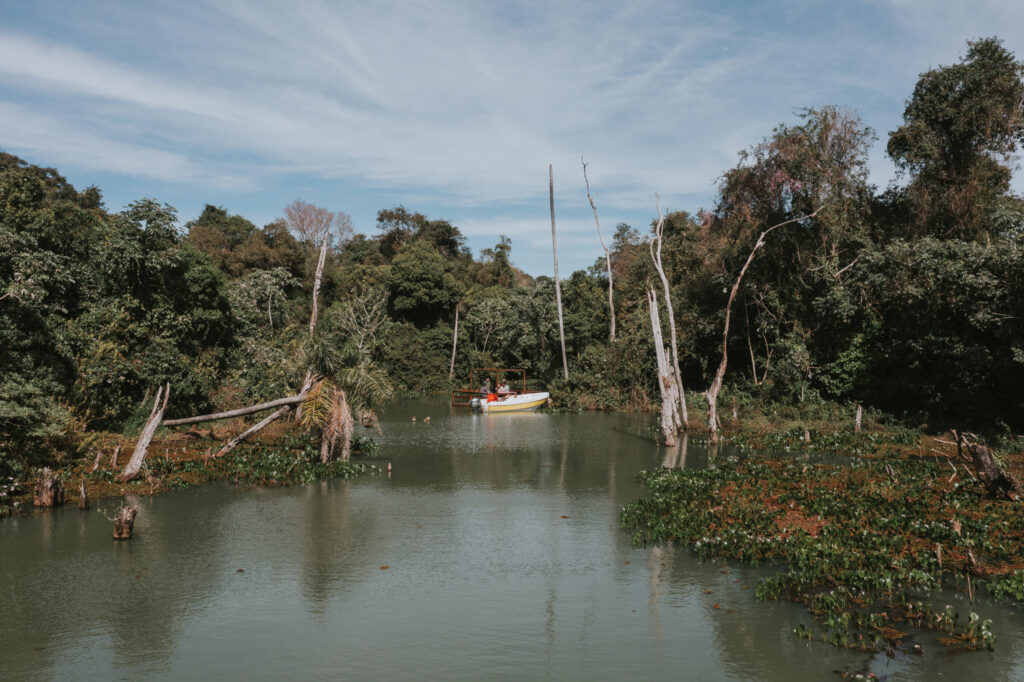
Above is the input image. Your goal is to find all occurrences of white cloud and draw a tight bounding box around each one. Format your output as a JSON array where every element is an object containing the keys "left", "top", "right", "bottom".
[{"left": 1, "top": 0, "right": 1022, "bottom": 274}]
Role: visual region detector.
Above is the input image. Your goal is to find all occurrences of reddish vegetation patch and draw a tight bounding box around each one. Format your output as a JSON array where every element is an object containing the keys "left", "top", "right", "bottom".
[{"left": 776, "top": 508, "right": 827, "bottom": 537}]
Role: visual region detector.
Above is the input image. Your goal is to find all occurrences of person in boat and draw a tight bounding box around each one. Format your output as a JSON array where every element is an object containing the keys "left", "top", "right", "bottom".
[
  {"left": 497, "top": 381, "right": 511, "bottom": 399},
  {"left": 479, "top": 378, "right": 491, "bottom": 396}
]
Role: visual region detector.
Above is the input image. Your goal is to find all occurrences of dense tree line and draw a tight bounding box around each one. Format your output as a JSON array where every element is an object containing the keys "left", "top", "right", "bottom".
[{"left": 2, "top": 37, "right": 1023, "bottom": 470}]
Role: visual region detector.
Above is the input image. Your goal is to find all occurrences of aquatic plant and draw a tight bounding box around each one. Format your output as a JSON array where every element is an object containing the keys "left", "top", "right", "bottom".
[{"left": 623, "top": 457, "right": 1019, "bottom": 652}]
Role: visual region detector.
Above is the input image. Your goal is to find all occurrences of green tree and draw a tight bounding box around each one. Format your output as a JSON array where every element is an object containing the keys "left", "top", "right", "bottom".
[
  {"left": 385, "top": 241, "right": 462, "bottom": 327},
  {"left": 887, "top": 37, "right": 1024, "bottom": 240}
]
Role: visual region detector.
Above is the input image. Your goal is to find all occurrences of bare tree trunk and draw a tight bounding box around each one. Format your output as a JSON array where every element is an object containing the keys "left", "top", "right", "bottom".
[
  {"left": 33, "top": 468, "right": 64, "bottom": 507},
  {"left": 954, "top": 431, "right": 1023, "bottom": 500},
  {"left": 110, "top": 444, "right": 121, "bottom": 468},
  {"left": 296, "top": 234, "right": 330, "bottom": 423},
  {"left": 211, "top": 406, "right": 292, "bottom": 459},
  {"left": 163, "top": 393, "right": 309, "bottom": 427},
  {"left": 90, "top": 450, "right": 104, "bottom": 473},
  {"left": 855, "top": 404, "right": 863, "bottom": 432},
  {"left": 550, "top": 164, "right": 569, "bottom": 380},
  {"left": 78, "top": 479, "right": 89, "bottom": 510},
  {"left": 706, "top": 209, "right": 821, "bottom": 442},
  {"left": 294, "top": 371, "right": 313, "bottom": 422},
  {"left": 113, "top": 506, "right": 138, "bottom": 540},
  {"left": 449, "top": 305, "right": 459, "bottom": 380},
  {"left": 582, "top": 158, "right": 615, "bottom": 342},
  {"left": 118, "top": 384, "right": 170, "bottom": 482},
  {"left": 651, "top": 196, "right": 688, "bottom": 429},
  {"left": 648, "top": 288, "right": 680, "bottom": 446},
  {"left": 745, "top": 304, "right": 759, "bottom": 384},
  {"left": 309, "top": 234, "right": 329, "bottom": 338}
]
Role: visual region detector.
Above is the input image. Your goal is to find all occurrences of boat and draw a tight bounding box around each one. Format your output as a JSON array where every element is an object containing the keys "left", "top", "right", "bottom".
[{"left": 451, "top": 368, "right": 550, "bottom": 413}]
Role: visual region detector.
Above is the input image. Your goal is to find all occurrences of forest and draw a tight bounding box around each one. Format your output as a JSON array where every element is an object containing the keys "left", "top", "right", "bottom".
[{"left": 2, "top": 37, "right": 1024, "bottom": 478}]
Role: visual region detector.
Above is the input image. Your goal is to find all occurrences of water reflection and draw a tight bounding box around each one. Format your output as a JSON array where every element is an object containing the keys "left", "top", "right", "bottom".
[{"left": 2, "top": 398, "right": 1023, "bottom": 680}]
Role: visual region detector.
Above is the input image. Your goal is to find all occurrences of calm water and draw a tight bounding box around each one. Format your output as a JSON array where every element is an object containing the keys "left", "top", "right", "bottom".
[{"left": 3, "top": 397, "right": 1023, "bottom": 680}]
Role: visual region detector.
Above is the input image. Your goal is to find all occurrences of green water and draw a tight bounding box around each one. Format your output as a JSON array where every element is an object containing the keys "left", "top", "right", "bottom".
[{"left": 2, "top": 397, "right": 1023, "bottom": 680}]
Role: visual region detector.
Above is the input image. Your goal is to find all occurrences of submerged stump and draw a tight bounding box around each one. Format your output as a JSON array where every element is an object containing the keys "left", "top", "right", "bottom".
[
  {"left": 78, "top": 479, "right": 90, "bottom": 510},
  {"left": 33, "top": 468, "right": 65, "bottom": 507},
  {"left": 113, "top": 506, "right": 138, "bottom": 540}
]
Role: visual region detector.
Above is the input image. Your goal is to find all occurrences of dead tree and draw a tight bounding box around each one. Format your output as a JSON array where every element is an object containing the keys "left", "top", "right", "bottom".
[
  {"left": 78, "top": 479, "right": 89, "bottom": 510},
  {"left": 582, "top": 158, "right": 616, "bottom": 342},
  {"left": 954, "top": 430, "right": 1023, "bottom": 500},
  {"left": 296, "top": 229, "right": 331, "bottom": 422},
  {"left": 647, "top": 287, "right": 682, "bottom": 446},
  {"left": 855, "top": 404, "right": 863, "bottom": 432},
  {"left": 33, "top": 468, "right": 64, "bottom": 507},
  {"left": 706, "top": 209, "right": 822, "bottom": 442},
  {"left": 550, "top": 164, "right": 569, "bottom": 380},
  {"left": 117, "top": 384, "right": 170, "bottom": 482},
  {"left": 113, "top": 506, "right": 138, "bottom": 540},
  {"left": 210, "top": 406, "right": 293, "bottom": 459},
  {"left": 449, "top": 304, "right": 460, "bottom": 380},
  {"left": 651, "top": 195, "right": 688, "bottom": 430},
  {"left": 163, "top": 393, "right": 309, "bottom": 427}
]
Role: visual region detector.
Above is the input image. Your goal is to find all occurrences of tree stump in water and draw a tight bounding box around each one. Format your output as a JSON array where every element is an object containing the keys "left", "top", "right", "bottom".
[
  {"left": 33, "top": 468, "right": 64, "bottom": 507},
  {"left": 113, "top": 506, "right": 138, "bottom": 540},
  {"left": 955, "top": 431, "right": 1023, "bottom": 501},
  {"left": 78, "top": 479, "right": 89, "bottom": 510}
]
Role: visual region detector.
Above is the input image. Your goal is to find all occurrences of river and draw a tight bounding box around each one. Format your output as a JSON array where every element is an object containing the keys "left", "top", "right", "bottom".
[{"left": 2, "top": 397, "right": 1022, "bottom": 680}]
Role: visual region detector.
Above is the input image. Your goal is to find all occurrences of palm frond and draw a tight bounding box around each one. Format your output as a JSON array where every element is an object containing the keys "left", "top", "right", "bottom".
[
  {"left": 320, "top": 387, "right": 355, "bottom": 463},
  {"left": 335, "top": 361, "right": 394, "bottom": 413},
  {"left": 299, "top": 378, "right": 333, "bottom": 429}
]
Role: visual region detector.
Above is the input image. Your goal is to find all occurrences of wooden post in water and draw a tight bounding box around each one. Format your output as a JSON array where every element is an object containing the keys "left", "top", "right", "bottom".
[
  {"left": 78, "top": 479, "right": 89, "bottom": 510},
  {"left": 550, "top": 164, "right": 569, "bottom": 381}
]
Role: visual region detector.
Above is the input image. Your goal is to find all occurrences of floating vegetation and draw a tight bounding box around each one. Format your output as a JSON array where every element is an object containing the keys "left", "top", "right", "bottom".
[
  {"left": 725, "top": 425, "right": 923, "bottom": 457},
  {"left": 621, "top": 457, "right": 1024, "bottom": 652},
  {"left": 146, "top": 434, "right": 377, "bottom": 488},
  {"left": 5, "top": 431, "right": 381, "bottom": 513}
]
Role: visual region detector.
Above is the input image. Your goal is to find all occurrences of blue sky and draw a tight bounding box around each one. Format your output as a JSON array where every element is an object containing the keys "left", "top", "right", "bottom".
[{"left": 2, "top": 0, "right": 1023, "bottom": 275}]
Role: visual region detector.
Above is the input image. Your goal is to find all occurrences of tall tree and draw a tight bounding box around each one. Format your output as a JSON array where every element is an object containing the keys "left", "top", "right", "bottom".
[
  {"left": 650, "top": 196, "right": 688, "bottom": 429},
  {"left": 887, "top": 37, "right": 1024, "bottom": 241}
]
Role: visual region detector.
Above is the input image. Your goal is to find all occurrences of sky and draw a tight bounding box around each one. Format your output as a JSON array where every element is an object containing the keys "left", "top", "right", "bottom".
[{"left": 2, "top": 0, "right": 1023, "bottom": 275}]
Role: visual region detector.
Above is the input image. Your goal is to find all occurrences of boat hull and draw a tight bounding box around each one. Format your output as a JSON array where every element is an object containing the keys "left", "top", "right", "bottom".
[{"left": 470, "top": 392, "right": 549, "bottom": 413}]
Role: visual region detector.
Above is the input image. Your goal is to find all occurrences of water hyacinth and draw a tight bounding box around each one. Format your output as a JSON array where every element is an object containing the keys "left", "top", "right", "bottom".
[{"left": 622, "top": 457, "right": 1016, "bottom": 652}]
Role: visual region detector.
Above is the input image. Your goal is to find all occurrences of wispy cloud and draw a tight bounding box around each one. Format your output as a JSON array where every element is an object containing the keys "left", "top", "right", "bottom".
[{"left": 1, "top": 0, "right": 1022, "bottom": 273}]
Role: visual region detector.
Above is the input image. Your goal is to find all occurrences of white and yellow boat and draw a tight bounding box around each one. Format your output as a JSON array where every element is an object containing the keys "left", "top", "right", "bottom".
[
  {"left": 452, "top": 368, "right": 549, "bottom": 414},
  {"left": 469, "top": 391, "right": 549, "bottom": 413}
]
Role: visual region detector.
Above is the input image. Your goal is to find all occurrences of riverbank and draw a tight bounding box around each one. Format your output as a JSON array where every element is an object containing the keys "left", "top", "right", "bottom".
[
  {"left": 622, "top": 450, "right": 1024, "bottom": 655},
  {"left": 1, "top": 422, "right": 379, "bottom": 517}
]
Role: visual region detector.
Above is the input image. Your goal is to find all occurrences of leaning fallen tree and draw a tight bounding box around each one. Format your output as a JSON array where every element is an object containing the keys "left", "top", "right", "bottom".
[
  {"left": 116, "top": 201, "right": 342, "bottom": 482},
  {"left": 706, "top": 208, "right": 822, "bottom": 442}
]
